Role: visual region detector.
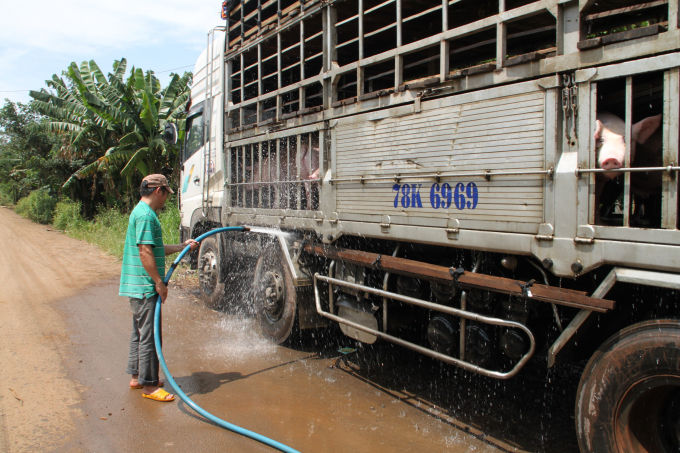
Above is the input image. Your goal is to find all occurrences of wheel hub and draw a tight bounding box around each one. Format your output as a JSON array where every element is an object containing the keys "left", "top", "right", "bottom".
[
  {"left": 261, "top": 270, "right": 284, "bottom": 322},
  {"left": 199, "top": 250, "right": 218, "bottom": 293}
]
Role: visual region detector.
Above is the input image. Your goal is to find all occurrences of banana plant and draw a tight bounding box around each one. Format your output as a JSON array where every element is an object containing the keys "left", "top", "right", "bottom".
[{"left": 29, "top": 59, "right": 191, "bottom": 192}]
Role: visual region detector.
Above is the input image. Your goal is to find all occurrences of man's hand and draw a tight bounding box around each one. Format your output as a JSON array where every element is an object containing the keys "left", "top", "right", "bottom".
[
  {"left": 164, "top": 240, "right": 200, "bottom": 255},
  {"left": 183, "top": 239, "right": 199, "bottom": 251},
  {"left": 155, "top": 280, "right": 168, "bottom": 303}
]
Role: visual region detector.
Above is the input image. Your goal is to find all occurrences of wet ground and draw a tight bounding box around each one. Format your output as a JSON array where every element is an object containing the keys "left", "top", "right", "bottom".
[
  {"left": 52, "top": 279, "right": 581, "bottom": 453},
  {"left": 0, "top": 208, "right": 581, "bottom": 452}
]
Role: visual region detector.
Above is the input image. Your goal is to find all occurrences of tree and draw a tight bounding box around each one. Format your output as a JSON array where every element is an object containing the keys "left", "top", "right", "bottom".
[
  {"left": 29, "top": 59, "right": 191, "bottom": 209},
  {"left": 0, "top": 100, "right": 72, "bottom": 204}
]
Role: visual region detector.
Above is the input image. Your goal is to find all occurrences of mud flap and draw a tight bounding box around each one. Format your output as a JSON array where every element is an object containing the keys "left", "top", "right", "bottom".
[{"left": 336, "top": 300, "right": 378, "bottom": 344}]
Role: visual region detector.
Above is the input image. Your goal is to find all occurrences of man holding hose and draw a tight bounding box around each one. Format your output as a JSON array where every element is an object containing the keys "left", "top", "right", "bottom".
[{"left": 119, "top": 174, "right": 199, "bottom": 402}]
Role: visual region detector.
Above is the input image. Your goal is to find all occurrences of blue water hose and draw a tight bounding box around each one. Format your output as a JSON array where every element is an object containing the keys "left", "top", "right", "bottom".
[{"left": 153, "top": 226, "right": 300, "bottom": 453}]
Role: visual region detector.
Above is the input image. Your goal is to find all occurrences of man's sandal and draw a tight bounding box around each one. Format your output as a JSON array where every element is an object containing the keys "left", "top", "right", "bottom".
[{"left": 142, "top": 388, "right": 175, "bottom": 402}]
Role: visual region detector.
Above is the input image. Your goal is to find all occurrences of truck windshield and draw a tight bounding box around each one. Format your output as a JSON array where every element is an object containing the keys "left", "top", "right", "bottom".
[{"left": 183, "top": 113, "right": 204, "bottom": 162}]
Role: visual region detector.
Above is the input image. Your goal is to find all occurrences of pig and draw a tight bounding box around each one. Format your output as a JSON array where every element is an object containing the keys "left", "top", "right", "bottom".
[
  {"left": 298, "top": 143, "right": 320, "bottom": 209},
  {"left": 594, "top": 112, "right": 663, "bottom": 226},
  {"left": 245, "top": 142, "right": 319, "bottom": 209},
  {"left": 595, "top": 112, "right": 662, "bottom": 177},
  {"left": 246, "top": 151, "right": 291, "bottom": 209}
]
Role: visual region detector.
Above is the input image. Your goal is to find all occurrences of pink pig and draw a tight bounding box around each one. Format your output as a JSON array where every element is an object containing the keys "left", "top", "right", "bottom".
[
  {"left": 594, "top": 112, "right": 664, "bottom": 226},
  {"left": 246, "top": 142, "right": 319, "bottom": 209},
  {"left": 594, "top": 112, "right": 662, "bottom": 177},
  {"left": 298, "top": 143, "right": 320, "bottom": 209}
]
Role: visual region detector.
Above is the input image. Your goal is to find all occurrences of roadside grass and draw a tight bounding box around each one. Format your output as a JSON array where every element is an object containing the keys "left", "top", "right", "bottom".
[
  {"left": 52, "top": 198, "right": 181, "bottom": 263},
  {"left": 15, "top": 189, "right": 57, "bottom": 224}
]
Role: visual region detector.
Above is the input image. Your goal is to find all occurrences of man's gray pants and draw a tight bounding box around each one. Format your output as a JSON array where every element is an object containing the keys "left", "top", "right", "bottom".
[{"left": 126, "top": 295, "right": 162, "bottom": 386}]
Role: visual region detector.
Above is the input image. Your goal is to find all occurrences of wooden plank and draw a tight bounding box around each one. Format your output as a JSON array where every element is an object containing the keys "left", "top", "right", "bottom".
[
  {"left": 584, "top": 1, "right": 668, "bottom": 21},
  {"left": 505, "top": 50, "right": 551, "bottom": 67},
  {"left": 578, "top": 24, "right": 663, "bottom": 50},
  {"left": 403, "top": 4, "right": 442, "bottom": 24},
  {"left": 304, "top": 244, "right": 615, "bottom": 312}
]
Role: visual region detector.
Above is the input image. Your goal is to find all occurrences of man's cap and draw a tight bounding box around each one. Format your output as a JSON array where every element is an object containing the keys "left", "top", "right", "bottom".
[{"left": 142, "top": 174, "right": 174, "bottom": 193}]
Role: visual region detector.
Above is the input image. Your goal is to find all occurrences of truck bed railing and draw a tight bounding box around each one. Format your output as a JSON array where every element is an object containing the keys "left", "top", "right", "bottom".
[
  {"left": 329, "top": 168, "right": 555, "bottom": 184},
  {"left": 313, "top": 273, "right": 536, "bottom": 380},
  {"left": 576, "top": 165, "right": 680, "bottom": 175}
]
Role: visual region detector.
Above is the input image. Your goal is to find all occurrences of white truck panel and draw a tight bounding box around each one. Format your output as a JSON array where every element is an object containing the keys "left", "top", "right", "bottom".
[{"left": 334, "top": 88, "right": 546, "bottom": 230}]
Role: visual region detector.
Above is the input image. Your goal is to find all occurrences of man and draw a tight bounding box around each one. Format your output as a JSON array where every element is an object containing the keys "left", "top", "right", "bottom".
[{"left": 119, "top": 174, "right": 199, "bottom": 402}]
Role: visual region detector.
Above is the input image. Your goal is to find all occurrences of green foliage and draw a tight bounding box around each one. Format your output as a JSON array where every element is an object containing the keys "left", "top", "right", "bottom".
[
  {"left": 586, "top": 20, "right": 652, "bottom": 38},
  {"left": 159, "top": 196, "right": 180, "bottom": 246},
  {"left": 62, "top": 206, "right": 126, "bottom": 258},
  {"left": 15, "top": 189, "right": 57, "bottom": 224},
  {"left": 0, "top": 100, "right": 72, "bottom": 204},
  {"left": 29, "top": 59, "right": 191, "bottom": 211},
  {"left": 53, "top": 199, "right": 86, "bottom": 231},
  {"left": 2, "top": 56, "right": 191, "bottom": 255},
  {"left": 0, "top": 189, "right": 14, "bottom": 206},
  {"left": 56, "top": 198, "right": 181, "bottom": 263}
]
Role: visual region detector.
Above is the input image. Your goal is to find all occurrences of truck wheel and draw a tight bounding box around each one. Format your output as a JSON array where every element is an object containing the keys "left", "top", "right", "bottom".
[
  {"left": 252, "top": 246, "right": 297, "bottom": 344},
  {"left": 197, "top": 236, "right": 226, "bottom": 309},
  {"left": 575, "top": 319, "right": 680, "bottom": 453}
]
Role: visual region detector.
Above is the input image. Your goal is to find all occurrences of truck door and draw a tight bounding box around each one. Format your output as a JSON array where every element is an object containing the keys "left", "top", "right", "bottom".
[{"left": 180, "top": 107, "right": 206, "bottom": 231}]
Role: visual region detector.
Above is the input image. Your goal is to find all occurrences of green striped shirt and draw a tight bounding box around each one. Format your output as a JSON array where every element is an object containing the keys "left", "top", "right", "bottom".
[{"left": 119, "top": 201, "right": 165, "bottom": 298}]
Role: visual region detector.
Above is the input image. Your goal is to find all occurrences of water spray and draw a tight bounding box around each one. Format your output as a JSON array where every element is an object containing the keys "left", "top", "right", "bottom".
[{"left": 153, "top": 226, "right": 300, "bottom": 453}]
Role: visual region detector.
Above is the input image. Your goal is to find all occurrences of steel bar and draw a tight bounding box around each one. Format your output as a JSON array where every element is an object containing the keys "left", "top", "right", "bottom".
[
  {"left": 329, "top": 169, "right": 553, "bottom": 184},
  {"left": 576, "top": 166, "right": 680, "bottom": 175},
  {"left": 314, "top": 273, "right": 536, "bottom": 379}
]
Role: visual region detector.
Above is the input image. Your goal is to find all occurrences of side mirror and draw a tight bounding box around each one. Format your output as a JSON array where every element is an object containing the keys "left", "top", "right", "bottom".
[{"left": 162, "top": 123, "right": 178, "bottom": 145}]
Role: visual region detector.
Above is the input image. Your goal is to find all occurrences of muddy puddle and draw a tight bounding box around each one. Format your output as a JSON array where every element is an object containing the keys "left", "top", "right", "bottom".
[{"left": 159, "top": 286, "right": 579, "bottom": 452}]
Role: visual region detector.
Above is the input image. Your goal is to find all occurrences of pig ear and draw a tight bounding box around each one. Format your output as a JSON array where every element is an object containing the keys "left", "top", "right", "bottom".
[
  {"left": 594, "top": 119, "right": 603, "bottom": 141},
  {"left": 633, "top": 114, "right": 662, "bottom": 144}
]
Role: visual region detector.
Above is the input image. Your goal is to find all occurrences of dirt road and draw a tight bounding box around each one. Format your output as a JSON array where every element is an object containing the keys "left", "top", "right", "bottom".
[
  {"left": 0, "top": 207, "right": 578, "bottom": 452},
  {"left": 0, "top": 207, "right": 120, "bottom": 451}
]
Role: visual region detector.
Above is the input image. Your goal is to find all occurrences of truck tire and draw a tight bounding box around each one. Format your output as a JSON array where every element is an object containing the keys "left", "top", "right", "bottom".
[
  {"left": 197, "top": 236, "right": 226, "bottom": 309},
  {"left": 252, "top": 245, "right": 297, "bottom": 344},
  {"left": 575, "top": 319, "right": 680, "bottom": 453}
]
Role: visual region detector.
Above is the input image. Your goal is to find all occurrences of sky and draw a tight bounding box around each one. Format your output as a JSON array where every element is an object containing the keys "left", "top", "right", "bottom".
[{"left": 0, "top": 1, "right": 225, "bottom": 105}]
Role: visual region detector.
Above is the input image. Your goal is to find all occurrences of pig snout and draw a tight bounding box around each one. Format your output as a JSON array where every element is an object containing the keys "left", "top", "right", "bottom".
[
  {"left": 595, "top": 121, "right": 627, "bottom": 178},
  {"left": 597, "top": 138, "right": 626, "bottom": 172},
  {"left": 600, "top": 157, "right": 622, "bottom": 171},
  {"left": 594, "top": 112, "right": 661, "bottom": 179}
]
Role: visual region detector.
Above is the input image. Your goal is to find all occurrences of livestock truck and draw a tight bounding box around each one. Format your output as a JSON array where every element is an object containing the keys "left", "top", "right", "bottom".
[{"left": 179, "top": 1, "right": 680, "bottom": 451}]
